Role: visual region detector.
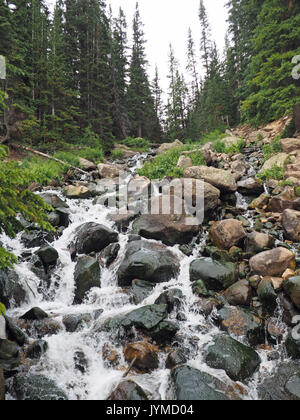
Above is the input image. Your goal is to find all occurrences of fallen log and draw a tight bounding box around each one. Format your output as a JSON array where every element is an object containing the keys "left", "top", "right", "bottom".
[{"left": 10, "top": 143, "right": 90, "bottom": 176}]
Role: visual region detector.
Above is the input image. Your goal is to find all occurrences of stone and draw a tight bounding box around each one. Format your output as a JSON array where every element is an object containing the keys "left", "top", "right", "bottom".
[
  {"left": 258, "top": 361, "right": 300, "bottom": 400},
  {"left": 154, "top": 289, "right": 183, "bottom": 313},
  {"left": 204, "top": 334, "right": 261, "bottom": 381},
  {"left": 190, "top": 258, "right": 237, "bottom": 292},
  {"left": 13, "top": 374, "right": 68, "bottom": 400},
  {"left": 157, "top": 139, "right": 183, "bottom": 154},
  {"left": 280, "top": 138, "right": 300, "bottom": 153},
  {"left": 285, "top": 375, "right": 300, "bottom": 400},
  {"left": 246, "top": 232, "right": 275, "bottom": 254},
  {"left": 0, "top": 314, "right": 5, "bottom": 339},
  {"left": 285, "top": 332, "right": 300, "bottom": 359},
  {"left": 149, "top": 321, "right": 179, "bottom": 344},
  {"left": 131, "top": 280, "right": 155, "bottom": 304},
  {"left": 74, "top": 222, "right": 118, "bottom": 255},
  {"left": 0, "top": 365, "right": 4, "bottom": 400},
  {"left": 165, "top": 349, "right": 187, "bottom": 369},
  {"left": 20, "top": 307, "right": 48, "bottom": 321},
  {"left": 257, "top": 278, "right": 277, "bottom": 313},
  {"left": 284, "top": 276, "right": 300, "bottom": 309},
  {"left": 237, "top": 178, "right": 264, "bottom": 194},
  {"left": 171, "top": 366, "right": 229, "bottom": 400},
  {"left": 107, "top": 380, "right": 148, "bottom": 400},
  {"left": 184, "top": 166, "right": 237, "bottom": 193},
  {"left": 100, "top": 243, "right": 120, "bottom": 267},
  {"left": 210, "top": 219, "right": 247, "bottom": 250},
  {"left": 36, "top": 245, "right": 59, "bottom": 270},
  {"left": 62, "top": 313, "right": 93, "bottom": 333},
  {"left": 223, "top": 280, "right": 251, "bottom": 307},
  {"left": 217, "top": 306, "right": 265, "bottom": 346},
  {"left": 177, "top": 155, "right": 193, "bottom": 169},
  {"left": 74, "top": 256, "right": 101, "bottom": 304},
  {"left": 26, "top": 340, "right": 48, "bottom": 359},
  {"left": 98, "top": 163, "right": 123, "bottom": 179},
  {"left": 282, "top": 209, "right": 300, "bottom": 242},
  {"left": 0, "top": 338, "right": 20, "bottom": 373},
  {"left": 5, "top": 316, "right": 27, "bottom": 346},
  {"left": 78, "top": 157, "right": 96, "bottom": 171},
  {"left": 117, "top": 240, "right": 180, "bottom": 287},
  {"left": 123, "top": 342, "right": 159, "bottom": 372},
  {"left": 266, "top": 188, "right": 300, "bottom": 213},
  {"left": 63, "top": 185, "right": 92, "bottom": 199},
  {"left": 107, "top": 212, "right": 136, "bottom": 233},
  {"left": 249, "top": 247, "right": 295, "bottom": 277},
  {"left": 259, "top": 153, "right": 289, "bottom": 173},
  {"left": 0, "top": 269, "right": 26, "bottom": 309},
  {"left": 249, "top": 193, "right": 270, "bottom": 210},
  {"left": 40, "top": 193, "right": 69, "bottom": 209}
]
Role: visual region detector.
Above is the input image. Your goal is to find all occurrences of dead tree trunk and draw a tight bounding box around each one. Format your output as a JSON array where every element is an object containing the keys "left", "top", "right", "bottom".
[{"left": 10, "top": 143, "right": 90, "bottom": 176}]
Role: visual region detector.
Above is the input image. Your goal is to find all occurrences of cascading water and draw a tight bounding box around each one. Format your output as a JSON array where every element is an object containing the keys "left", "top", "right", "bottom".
[{"left": 1, "top": 151, "right": 295, "bottom": 401}]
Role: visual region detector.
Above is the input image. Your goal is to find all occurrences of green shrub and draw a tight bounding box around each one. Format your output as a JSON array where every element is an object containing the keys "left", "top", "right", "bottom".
[
  {"left": 138, "top": 146, "right": 206, "bottom": 180},
  {"left": 54, "top": 151, "right": 80, "bottom": 167},
  {"left": 212, "top": 138, "right": 244, "bottom": 155},
  {"left": 111, "top": 149, "right": 124, "bottom": 160},
  {"left": 198, "top": 130, "right": 227, "bottom": 146},
  {"left": 121, "top": 137, "right": 150, "bottom": 151},
  {"left": 262, "top": 137, "right": 283, "bottom": 162},
  {"left": 78, "top": 147, "right": 104, "bottom": 163},
  {"left": 257, "top": 165, "right": 284, "bottom": 181},
  {"left": 20, "top": 157, "right": 68, "bottom": 186}
]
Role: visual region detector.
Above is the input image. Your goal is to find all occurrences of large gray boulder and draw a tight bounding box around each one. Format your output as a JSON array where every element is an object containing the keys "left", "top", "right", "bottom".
[
  {"left": 117, "top": 240, "right": 180, "bottom": 287},
  {"left": 184, "top": 166, "right": 237, "bottom": 193},
  {"left": 204, "top": 334, "right": 261, "bottom": 381},
  {"left": 13, "top": 374, "right": 68, "bottom": 400},
  {"left": 73, "top": 222, "right": 118, "bottom": 255},
  {"left": 74, "top": 256, "right": 101, "bottom": 303},
  {"left": 0, "top": 269, "right": 26, "bottom": 309},
  {"left": 190, "top": 258, "right": 237, "bottom": 292}
]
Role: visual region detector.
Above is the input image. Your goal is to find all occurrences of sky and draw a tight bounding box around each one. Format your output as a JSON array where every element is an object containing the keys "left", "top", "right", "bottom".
[{"left": 47, "top": 0, "right": 228, "bottom": 92}]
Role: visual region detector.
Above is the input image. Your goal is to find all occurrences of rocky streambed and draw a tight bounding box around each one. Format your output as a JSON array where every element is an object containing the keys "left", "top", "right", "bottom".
[{"left": 1, "top": 143, "right": 300, "bottom": 401}]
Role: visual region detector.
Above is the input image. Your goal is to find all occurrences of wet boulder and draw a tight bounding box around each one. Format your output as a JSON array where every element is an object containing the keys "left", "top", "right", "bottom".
[
  {"left": 132, "top": 197, "right": 200, "bottom": 246},
  {"left": 13, "top": 374, "right": 68, "bottom": 400},
  {"left": 107, "top": 211, "right": 137, "bottom": 233},
  {"left": 223, "top": 280, "right": 252, "bottom": 307},
  {"left": 154, "top": 289, "right": 183, "bottom": 313},
  {"left": 285, "top": 332, "right": 300, "bottom": 359},
  {"left": 74, "top": 222, "right": 119, "bottom": 255},
  {"left": 107, "top": 380, "right": 148, "bottom": 400},
  {"left": 20, "top": 307, "right": 48, "bottom": 321},
  {"left": 21, "top": 229, "right": 55, "bottom": 248},
  {"left": 150, "top": 321, "right": 180, "bottom": 344},
  {"left": 123, "top": 342, "right": 159, "bottom": 372},
  {"left": 62, "top": 313, "right": 93, "bottom": 333},
  {"left": 26, "top": 340, "right": 48, "bottom": 359},
  {"left": 100, "top": 243, "right": 120, "bottom": 267},
  {"left": 74, "top": 256, "right": 101, "bottom": 304},
  {"left": 283, "top": 276, "right": 300, "bottom": 309},
  {"left": 282, "top": 209, "right": 300, "bottom": 242},
  {"left": 246, "top": 232, "right": 275, "bottom": 254},
  {"left": 210, "top": 219, "right": 247, "bottom": 250},
  {"left": 249, "top": 247, "right": 295, "bottom": 277},
  {"left": 0, "top": 269, "right": 26, "bottom": 309},
  {"left": 0, "top": 339, "right": 20, "bottom": 373},
  {"left": 258, "top": 361, "right": 300, "bottom": 400},
  {"left": 204, "top": 334, "right": 261, "bottom": 381},
  {"left": 257, "top": 278, "right": 277, "bottom": 314},
  {"left": 190, "top": 258, "right": 237, "bottom": 292},
  {"left": 165, "top": 349, "right": 187, "bottom": 369},
  {"left": 131, "top": 280, "right": 155, "bottom": 304},
  {"left": 5, "top": 316, "right": 28, "bottom": 346},
  {"left": 0, "top": 366, "right": 4, "bottom": 400},
  {"left": 117, "top": 241, "right": 180, "bottom": 287},
  {"left": 237, "top": 178, "right": 264, "bottom": 195},
  {"left": 36, "top": 245, "right": 59, "bottom": 272},
  {"left": 217, "top": 306, "right": 265, "bottom": 346},
  {"left": 171, "top": 366, "right": 229, "bottom": 400}
]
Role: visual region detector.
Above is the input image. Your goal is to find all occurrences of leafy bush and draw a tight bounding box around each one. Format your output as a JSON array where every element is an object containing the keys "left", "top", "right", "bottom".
[
  {"left": 257, "top": 165, "right": 284, "bottom": 181},
  {"left": 213, "top": 138, "right": 244, "bottom": 155},
  {"left": 262, "top": 137, "right": 283, "bottom": 162},
  {"left": 78, "top": 147, "right": 104, "bottom": 163},
  {"left": 138, "top": 146, "right": 206, "bottom": 180},
  {"left": 20, "top": 157, "right": 68, "bottom": 186},
  {"left": 111, "top": 149, "right": 124, "bottom": 160},
  {"left": 54, "top": 151, "right": 80, "bottom": 167},
  {"left": 0, "top": 146, "right": 54, "bottom": 269},
  {"left": 198, "top": 130, "right": 227, "bottom": 146},
  {"left": 0, "top": 302, "right": 6, "bottom": 316},
  {"left": 121, "top": 137, "right": 150, "bottom": 151}
]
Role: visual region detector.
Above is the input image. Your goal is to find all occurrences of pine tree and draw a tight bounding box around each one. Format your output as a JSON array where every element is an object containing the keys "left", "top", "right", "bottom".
[
  {"left": 199, "top": 0, "right": 212, "bottom": 75},
  {"left": 127, "top": 3, "right": 156, "bottom": 139},
  {"left": 186, "top": 27, "right": 199, "bottom": 103},
  {"left": 151, "top": 66, "right": 164, "bottom": 142},
  {"left": 111, "top": 7, "right": 129, "bottom": 139},
  {"left": 242, "top": 0, "right": 300, "bottom": 125}
]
